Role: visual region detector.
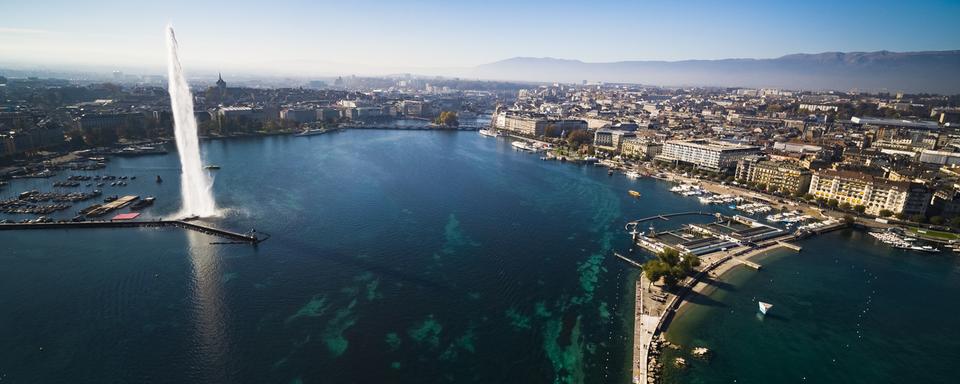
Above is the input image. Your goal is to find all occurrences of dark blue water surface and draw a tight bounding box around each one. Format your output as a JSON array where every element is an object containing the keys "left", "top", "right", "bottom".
[
  {"left": 661, "top": 230, "right": 960, "bottom": 384},
  {"left": 2, "top": 131, "right": 957, "bottom": 384},
  {"left": 0, "top": 131, "right": 711, "bottom": 383}
]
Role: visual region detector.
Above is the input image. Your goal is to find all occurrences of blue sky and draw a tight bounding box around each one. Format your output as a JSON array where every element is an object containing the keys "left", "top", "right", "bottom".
[{"left": 1, "top": 0, "right": 957, "bottom": 75}]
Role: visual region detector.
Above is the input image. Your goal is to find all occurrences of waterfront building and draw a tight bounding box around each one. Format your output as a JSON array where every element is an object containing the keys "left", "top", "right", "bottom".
[
  {"left": 280, "top": 108, "right": 317, "bottom": 124},
  {"left": 809, "top": 169, "right": 930, "bottom": 216},
  {"left": 317, "top": 108, "right": 341, "bottom": 122},
  {"left": 217, "top": 106, "right": 269, "bottom": 123},
  {"left": 495, "top": 112, "right": 587, "bottom": 136},
  {"left": 621, "top": 138, "right": 662, "bottom": 159},
  {"left": 0, "top": 123, "right": 65, "bottom": 158},
  {"left": 593, "top": 129, "right": 636, "bottom": 152},
  {"left": 736, "top": 159, "right": 812, "bottom": 195},
  {"left": 355, "top": 107, "right": 383, "bottom": 120},
  {"left": 77, "top": 112, "right": 144, "bottom": 133},
  {"left": 401, "top": 100, "right": 423, "bottom": 117},
  {"left": 656, "top": 139, "right": 760, "bottom": 172}
]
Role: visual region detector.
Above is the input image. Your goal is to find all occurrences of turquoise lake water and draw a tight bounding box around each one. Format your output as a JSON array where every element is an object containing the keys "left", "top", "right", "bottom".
[
  {"left": 661, "top": 229, "right": 960, "bottom": 384},
  {"left": 0, "top": 130, "right": 956, "bottom": 383}
]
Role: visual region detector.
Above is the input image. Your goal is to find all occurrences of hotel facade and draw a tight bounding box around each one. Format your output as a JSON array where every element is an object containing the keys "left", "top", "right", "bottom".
[{"left": 809, "top": 169, "right": 930, "bottom": 216}]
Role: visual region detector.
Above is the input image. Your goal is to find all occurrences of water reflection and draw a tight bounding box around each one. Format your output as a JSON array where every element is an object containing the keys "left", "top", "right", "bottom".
[{"left": 186, "top": 230, "right": 235, "bottom": 382}]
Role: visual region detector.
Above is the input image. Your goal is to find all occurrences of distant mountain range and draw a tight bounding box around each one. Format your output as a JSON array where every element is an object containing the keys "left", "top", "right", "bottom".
[{"left": 468, "top": 51, "right": 960, "bottom": 94}]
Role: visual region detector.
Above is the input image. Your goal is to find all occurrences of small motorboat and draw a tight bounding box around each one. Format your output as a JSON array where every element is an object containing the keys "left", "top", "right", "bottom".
[
  {"left": 204, "top": 165, "right": 221, "bottom": 170},
  {"left": 156, "top": 175, "right": 163, "bottom": 183},
  {"left": 758, "top": 301, "right": 773, "bottom": 315},
  {"left": 628, "top": 190, "right": 641, "bottom": 198}
]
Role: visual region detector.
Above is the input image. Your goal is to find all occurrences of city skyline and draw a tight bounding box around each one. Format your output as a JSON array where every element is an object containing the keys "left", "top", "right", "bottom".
[{"left": 2, "top": 0, "right": 958, "bottom": 76}]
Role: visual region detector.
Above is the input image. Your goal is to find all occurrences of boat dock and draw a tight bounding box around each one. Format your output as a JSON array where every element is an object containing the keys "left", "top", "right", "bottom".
[
  {"left": 86, "top": 195, "right": 139, "bottom": 216},
  {"left": 614, "top": 251, "right": 644, "bottom": 268},
  {"left": 777, "top": 240, "right": 803, "bottom": 251},
  {"left": 0, "top": 219, "right": 267, "bottom": 244},
  {"left": 732, "top": 257, "right": 762, "bottom": 269},
  {"left": 626, "top": 211, "right": 714, "bottom": 226}
]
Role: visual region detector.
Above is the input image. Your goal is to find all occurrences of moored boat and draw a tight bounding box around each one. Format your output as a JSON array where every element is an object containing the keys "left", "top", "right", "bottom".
[
  {"left": 478, "top": 128, "right": 502, "bottom": 137},
  {"left": 511, "top": 141, "right": 534, "bottom": 151}
]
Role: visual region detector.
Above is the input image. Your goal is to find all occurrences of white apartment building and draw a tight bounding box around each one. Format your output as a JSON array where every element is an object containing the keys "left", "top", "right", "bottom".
[{"left": 656, "top": 139, "right": 760, "bottom": 172}]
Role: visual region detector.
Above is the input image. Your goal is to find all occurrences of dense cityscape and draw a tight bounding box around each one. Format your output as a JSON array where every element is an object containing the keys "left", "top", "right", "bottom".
[{"left": 4, "top": 75, "right": 960, "bottom": 226}]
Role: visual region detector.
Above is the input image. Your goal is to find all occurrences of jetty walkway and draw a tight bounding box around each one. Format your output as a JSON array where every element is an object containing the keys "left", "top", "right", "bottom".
[
  {"left": 620, "top": 219, "right": 849, "bottom": 383},
  {"left": 0, "top": 219, "right": 268, "bottom": 244},
  {"left": 625, "top": 211, "right": 715, "bottom": 231}
]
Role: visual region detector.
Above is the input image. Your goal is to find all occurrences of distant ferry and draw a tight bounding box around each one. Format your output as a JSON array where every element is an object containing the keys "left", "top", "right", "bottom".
[
  {"left": 295, "top": 128, "right": 327, "bottom": 136},
  {"left": 758, "top": 301, "right": 773, "bottom": 315},
  {"left": 511, "top": 141, "right": 534, "bottom": 151},
  {"left": 113, "top": 146, "right": 168, "bottom": 156},
  {"left": 204, "top": 165, "right": 221, "bottom": 170},
  {"left": 478, "top": 128, "right": 503, "bottom": 138}
]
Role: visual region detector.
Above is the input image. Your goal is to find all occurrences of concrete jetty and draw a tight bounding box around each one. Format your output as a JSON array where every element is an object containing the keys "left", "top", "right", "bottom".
[
  {"left": 0, "top": 219, "right": 267, "bottom": 244},
  {"left": 732, "top": 257, "right": 762, "bottom": 269}
]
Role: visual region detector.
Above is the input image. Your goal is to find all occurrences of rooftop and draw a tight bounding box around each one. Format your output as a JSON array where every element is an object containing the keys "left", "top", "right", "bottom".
[{"left": 851, "top": 116, "right": 940, "bottom": 130}]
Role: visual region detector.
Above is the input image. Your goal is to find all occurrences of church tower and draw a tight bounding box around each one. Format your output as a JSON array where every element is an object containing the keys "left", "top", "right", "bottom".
[{"left": 215, "top": 73, "right": 227, "bottom": 99}]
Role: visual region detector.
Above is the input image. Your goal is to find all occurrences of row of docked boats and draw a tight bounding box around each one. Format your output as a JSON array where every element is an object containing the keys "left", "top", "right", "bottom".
[
  {"left": 669, "top": 184, "right": 707, "bottom": 196},
  {"left": 766, "top": 211, "right": 813, "bottom": 224},
  {"left": 698, "top": 193, "right": 744, "bottom": 205},
  {"left": 795, "top": 218, "right": 838, "bottom": 232},
  {"left": 734, "top": 202, "right": 773, "bottom": 214},
  {"left": 868, "top": 231, "right": 940, "bottom": 253}
]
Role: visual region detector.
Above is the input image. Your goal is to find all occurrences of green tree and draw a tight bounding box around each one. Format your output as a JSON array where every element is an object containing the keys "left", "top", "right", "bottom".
[
  {"left": 909, "top": 214, "right": 927, "bottom": 223},
  {"left": 828, "top": 199, "right": 840, "bottom": 209},
  {"left": 803, "top": 193, "right": 815, "bottom": 201},
  {"left": 843, "top": 215, "right": 856, "bottom": 225},
  {"left": 854, "top": 205, "right": 866, "bottom": 214},
  {"left": 879, "top": 209, "right": 894, "bottom": 218},
  {"left": 642, "top": 259, "right": 669, "bottom": 288},
  {"left": 434, "top": 111, "right": 459, "bottom": 127},
  {"left": 565, "top": 130, "right": 593, "bottom": 147},
  {"left": 840, "top": 202, "right": 852, "bottom": 211},
  {"left": 929, "top": 216, "right": 944, "bottom": 225}
]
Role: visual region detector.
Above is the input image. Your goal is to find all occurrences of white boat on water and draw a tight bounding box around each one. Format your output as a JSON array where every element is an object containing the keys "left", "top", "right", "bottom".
[
  {"left": 758, "top": 301, "right": 773, "bottom": 315},
  {"left": 511, "top": 141, "right": 534, "bottom": 151},
  {"left": 295, "top": 128, "right": 327, "bottom": 136},
  {"left": 625, "top": 171, "right": 641, "bottom": 179},
  {"left": 478, "top": 128, "right": 502, "bottom": 137}
]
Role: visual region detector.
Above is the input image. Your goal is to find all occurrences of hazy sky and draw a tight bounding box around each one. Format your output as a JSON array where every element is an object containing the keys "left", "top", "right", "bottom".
[{"left": 1, "top": 0, "right": 958, "bottom": 76}]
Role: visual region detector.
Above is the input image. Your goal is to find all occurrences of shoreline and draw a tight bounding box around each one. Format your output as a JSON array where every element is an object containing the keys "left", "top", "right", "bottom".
[{"left": 631, "top": 235, "right": 815, "bottom": 384}]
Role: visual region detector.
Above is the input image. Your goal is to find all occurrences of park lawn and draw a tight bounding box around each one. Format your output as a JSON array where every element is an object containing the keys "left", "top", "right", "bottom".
[{"left": 908, "top": 227, "right": 960, "bottom": 241}]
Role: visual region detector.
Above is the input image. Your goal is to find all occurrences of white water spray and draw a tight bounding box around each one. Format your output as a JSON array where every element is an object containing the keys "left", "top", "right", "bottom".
[{"left": 166, "top": 25, "right": 217, "bottom": 217}]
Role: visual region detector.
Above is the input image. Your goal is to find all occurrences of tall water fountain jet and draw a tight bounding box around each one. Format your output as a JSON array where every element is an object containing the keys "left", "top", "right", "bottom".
[{"left": 165, "top": 25, "right": 217, "bottom": 217}]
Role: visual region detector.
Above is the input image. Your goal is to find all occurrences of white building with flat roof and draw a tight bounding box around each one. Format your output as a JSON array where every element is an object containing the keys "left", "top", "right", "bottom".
[{"left": 656, "top": 139, "right": 760, "bottom": 172}]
